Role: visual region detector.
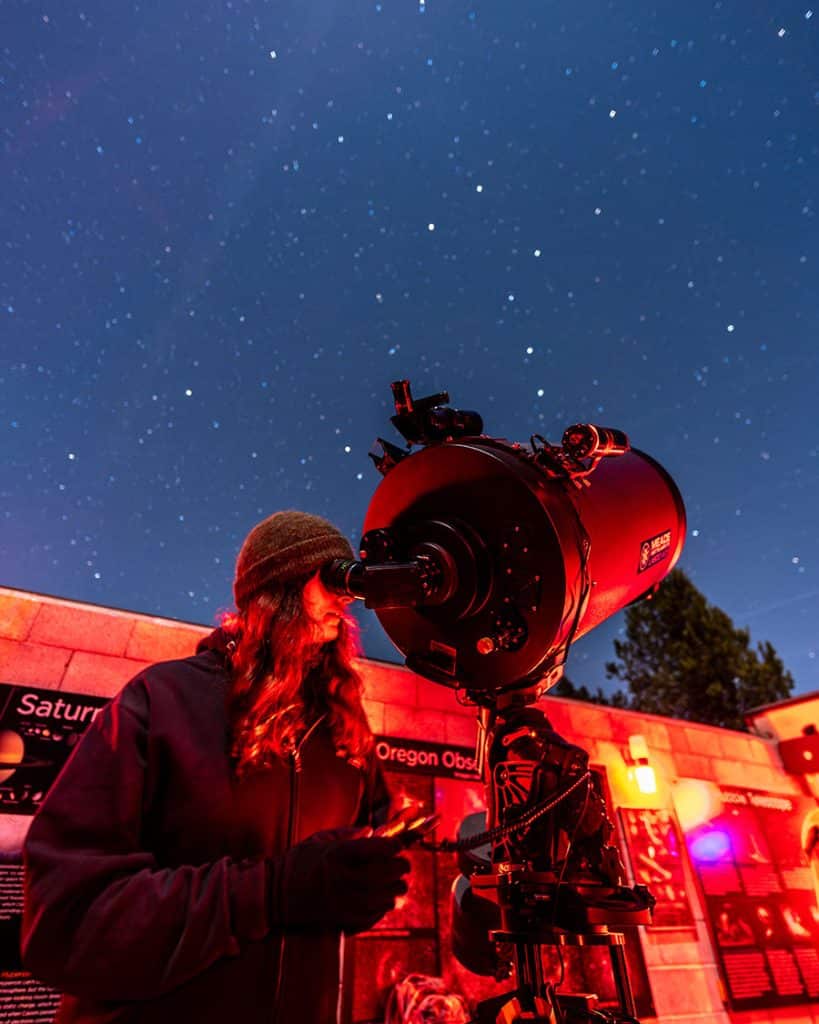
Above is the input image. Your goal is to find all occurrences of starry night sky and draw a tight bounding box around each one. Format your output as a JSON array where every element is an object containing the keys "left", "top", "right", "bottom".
[{"left": 3, "top": 0, "right": 818, "bottom": 696}]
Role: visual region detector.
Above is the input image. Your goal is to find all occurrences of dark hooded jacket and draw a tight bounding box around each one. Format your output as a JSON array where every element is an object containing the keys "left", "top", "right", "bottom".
[{"left": 21, "top": 628, "right": 390, "bottom": 1023}]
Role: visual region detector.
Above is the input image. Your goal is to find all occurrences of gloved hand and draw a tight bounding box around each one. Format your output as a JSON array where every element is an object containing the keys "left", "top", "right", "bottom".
[{"left": 274, "top": 827, "right": 411, "bottom": 934}]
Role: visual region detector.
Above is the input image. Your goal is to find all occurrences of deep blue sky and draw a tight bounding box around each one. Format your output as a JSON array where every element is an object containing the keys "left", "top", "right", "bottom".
[{"left": 3, "top": 0, "right": 818, "bottom": 696}]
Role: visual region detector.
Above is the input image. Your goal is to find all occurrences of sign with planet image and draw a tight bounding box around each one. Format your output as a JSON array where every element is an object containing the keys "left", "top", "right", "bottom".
[
  {"left": 0, "top": 686, "right": 108, "bottom": 1009},
  {"left": 0, "top": 683, "right": 109, "bottom": 817},
  {"left": 0, "top": 729, "right": 53, "bottom": 779}
]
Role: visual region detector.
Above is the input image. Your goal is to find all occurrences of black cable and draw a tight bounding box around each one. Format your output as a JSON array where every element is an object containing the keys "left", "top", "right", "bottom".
[{"left": 430, "top": 770, "right": 592, "bottom": 853}]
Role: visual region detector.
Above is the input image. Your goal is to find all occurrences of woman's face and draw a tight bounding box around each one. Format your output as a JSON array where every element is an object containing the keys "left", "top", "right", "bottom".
[{"left": 302, "top": 571, "right": 354, "bottom": 644}]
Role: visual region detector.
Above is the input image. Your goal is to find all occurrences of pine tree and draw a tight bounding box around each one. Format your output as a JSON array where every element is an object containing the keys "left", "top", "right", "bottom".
[{"left": 604, "top": 568, "right": 794, "bottom": 730}]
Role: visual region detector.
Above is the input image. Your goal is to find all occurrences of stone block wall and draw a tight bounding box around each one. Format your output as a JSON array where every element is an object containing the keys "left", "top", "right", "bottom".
[{"left": 1, "top": 585, "right": 811, "bottom": 1024}]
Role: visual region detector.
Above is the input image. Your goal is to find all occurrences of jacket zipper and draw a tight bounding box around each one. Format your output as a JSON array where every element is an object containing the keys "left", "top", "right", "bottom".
[{"left": 271, "top": 714, "right": 327, "bottom": 1023}]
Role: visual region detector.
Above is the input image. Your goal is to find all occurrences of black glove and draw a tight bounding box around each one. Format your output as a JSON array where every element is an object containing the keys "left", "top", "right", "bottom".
[{"left": 274, "top": 827, "right": 411, "bottom": 934}]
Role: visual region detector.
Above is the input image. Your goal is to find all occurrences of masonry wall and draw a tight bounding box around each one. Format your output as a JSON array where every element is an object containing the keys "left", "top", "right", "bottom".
[{"left": 1, "top": 585, "right": 815, "bottom": 1024}]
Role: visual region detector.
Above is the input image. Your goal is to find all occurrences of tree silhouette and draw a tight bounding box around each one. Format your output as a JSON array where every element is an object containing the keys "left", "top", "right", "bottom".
[
  {"left": 550, "top": 674, "right": 629, "bottom": 708},
  {"left": 603, "top": 568, "right": 794, "bottom": 730}
]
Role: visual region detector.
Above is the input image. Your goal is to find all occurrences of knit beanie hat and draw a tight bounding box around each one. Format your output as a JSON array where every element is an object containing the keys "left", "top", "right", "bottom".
[{"left": 233, "top": 510, "right": 355, "bottom": 610}]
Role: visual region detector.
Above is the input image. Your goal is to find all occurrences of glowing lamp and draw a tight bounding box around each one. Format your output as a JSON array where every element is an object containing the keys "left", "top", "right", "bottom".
[
  {"left": 627, "top": 734, "right": 657, "bottom": 795},
  {"left": 672, "top": 778, "right": 722, "bottom": 832},
  {"left": 689, "top": 829, "right": 732, "bottom": 863}
]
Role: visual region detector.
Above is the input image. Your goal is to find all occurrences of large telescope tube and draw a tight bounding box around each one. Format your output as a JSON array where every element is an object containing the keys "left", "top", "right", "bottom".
[{"left": 323, "top": 425, "right": 685, "bottom": 698}]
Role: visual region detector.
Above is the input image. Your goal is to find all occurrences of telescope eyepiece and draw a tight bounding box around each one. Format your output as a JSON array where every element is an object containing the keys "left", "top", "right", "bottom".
[{"left": 320, "top": 558, "right": 361, "bottom": 596}]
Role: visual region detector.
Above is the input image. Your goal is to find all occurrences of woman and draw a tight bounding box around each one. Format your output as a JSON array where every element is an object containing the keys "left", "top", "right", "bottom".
[{"left": 22, "top": 510, "right": 410, "bottom": 1023}]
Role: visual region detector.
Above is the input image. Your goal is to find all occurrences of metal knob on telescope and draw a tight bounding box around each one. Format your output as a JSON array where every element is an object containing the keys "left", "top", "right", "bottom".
[{"left": 561, "top": 424, "right": 630, "bottom": 460}]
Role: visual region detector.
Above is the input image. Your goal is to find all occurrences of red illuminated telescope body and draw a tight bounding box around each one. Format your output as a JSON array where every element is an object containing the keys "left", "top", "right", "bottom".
[{"left": 360, "top": 435, "right": 686, "bottom": 695}]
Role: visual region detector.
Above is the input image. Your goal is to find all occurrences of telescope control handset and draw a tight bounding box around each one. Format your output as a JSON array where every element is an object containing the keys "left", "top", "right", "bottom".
[
  {"left": 373, "top": 806, "right": 441, "bottom": 846},
  {"left": 322, "top": 380, "right": 686, "bottom": 700}
]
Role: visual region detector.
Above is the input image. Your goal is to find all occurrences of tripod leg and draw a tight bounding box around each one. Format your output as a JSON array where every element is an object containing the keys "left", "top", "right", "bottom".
[
  {"left": 472, "top": 946, "right": 562, "bottom": 1024},
  {"left": 516, "top": 941, "right": 545, "bottom": 996},
  {"left": 473, "top": 994, "right": 561, "bottom": 1024},
  {"left": 609, "top": 944, "right": 637, "bottom": 1020}
]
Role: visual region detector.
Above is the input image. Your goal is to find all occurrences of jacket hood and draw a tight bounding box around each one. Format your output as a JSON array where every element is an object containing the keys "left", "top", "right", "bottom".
[{"left": 195, "top": 626, "right": 237, "bottom": 658}]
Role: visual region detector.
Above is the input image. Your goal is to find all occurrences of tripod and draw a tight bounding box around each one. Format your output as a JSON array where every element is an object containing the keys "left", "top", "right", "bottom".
[
  {"left": 472, "top": 928, "right": 639, "bottom": 1024},
  {"left": 448, "top": 699, "right": 654, "bottom": 1024},
  {"left": 471, "top": 893, "right": 645, "bottom": 1024}
]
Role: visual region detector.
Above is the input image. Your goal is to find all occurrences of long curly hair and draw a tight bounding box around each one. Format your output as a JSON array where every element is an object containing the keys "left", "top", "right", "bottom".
[{"left": 223, "top": 580, "right": 373, "bottom": 777}]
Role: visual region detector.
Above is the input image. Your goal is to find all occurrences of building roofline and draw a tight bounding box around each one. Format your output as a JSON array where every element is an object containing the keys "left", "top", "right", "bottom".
[
  {"left": 745, "top": 689, "right": 819, "bottom": 721},
  {"left": 0, "top": 584, "right": 212, "bottom": 631}
]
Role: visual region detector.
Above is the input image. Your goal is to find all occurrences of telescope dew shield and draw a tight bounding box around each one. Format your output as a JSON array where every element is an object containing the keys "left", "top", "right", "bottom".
[
  {"left": 570, "top": 448, "right": 686, "bottom": 637},
  {"left": 361, "top": 436, "right": 685, "bottom": 695}
]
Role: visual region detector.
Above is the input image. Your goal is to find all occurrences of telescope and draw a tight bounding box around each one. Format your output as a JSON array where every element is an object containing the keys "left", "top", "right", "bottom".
[
  {"left": 322, "top": 379, "right": 685, "bottom": 702},
  {"left": 322, "top": 380, "right": 686, "bottom": 1024}
]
